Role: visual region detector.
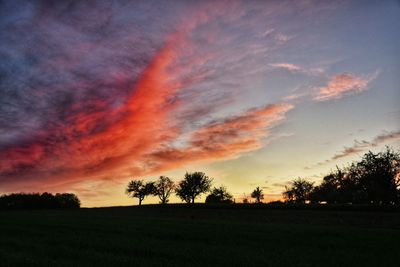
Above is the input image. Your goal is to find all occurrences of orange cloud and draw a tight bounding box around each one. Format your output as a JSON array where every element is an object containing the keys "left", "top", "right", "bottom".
[
  {"left": 313, "top": 72, "right": 378, "bottom": 101},
  {"left": 147, "top": 103, "right": 294, "bottom": 172}
]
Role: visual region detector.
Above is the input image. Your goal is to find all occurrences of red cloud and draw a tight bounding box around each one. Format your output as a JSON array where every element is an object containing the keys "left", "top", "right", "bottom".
[
  {"left": 0, "top": 43, "right": 180, "bottom": 189},
  {"left": 0, "top": 144, "right": 44, "bottom": 174}
]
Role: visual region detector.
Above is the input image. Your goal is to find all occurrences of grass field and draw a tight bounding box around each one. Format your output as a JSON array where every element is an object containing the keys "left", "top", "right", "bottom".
[{"left": 1, "top": 205, "right": 400, "bottom": 267}]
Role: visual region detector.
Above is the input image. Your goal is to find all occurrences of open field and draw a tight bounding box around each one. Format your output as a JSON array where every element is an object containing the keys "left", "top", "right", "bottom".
[{"left": 1, "top": 205, "right": 400, "bottom": 267}]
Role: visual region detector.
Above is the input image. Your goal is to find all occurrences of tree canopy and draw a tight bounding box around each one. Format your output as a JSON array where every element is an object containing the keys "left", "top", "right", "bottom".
[
  {"left": 175, "top": 172, "right": 212, "bottom": 203},
  {"left": 205, "top": 186, "right": 234, "bottom": 204},
  {"left": 283, "top": 178, "right": 314, "bottom": 203},
  {"left": 310, "top": 147, "right": 400, "bottom": 205},
  {"left": 126, "top": 180, "right": 155, "bottom": 205},
  {"left": 251, "top": 186, "right": 264, "bottom": 203}
]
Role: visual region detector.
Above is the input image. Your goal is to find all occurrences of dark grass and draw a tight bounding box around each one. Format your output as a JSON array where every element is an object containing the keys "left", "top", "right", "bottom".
[{"left": 1, "top": 205, "right": 400, "bottom": 267}]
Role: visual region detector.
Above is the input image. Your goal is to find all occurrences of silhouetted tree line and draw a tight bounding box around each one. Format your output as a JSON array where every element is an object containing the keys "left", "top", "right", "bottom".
[
  {"left": 283, "top": 147, "right": 400, "bottom": 205},
  {"left": 126, "top": 171, "right": 266, "bottom": 205},
  {"left": 126, "top": 172, "right": 219, "bottom": 205},
  {"left": 0, "top": 193, "right": 81, "bottom": 209},
  {"left": 127, "top": 147, "right": 399, "bottom": 207}
]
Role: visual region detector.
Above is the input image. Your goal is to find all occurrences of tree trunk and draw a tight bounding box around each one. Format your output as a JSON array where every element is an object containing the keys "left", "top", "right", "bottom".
[{"left": 139, "top": 198, "right": 142, "bottom": 206}]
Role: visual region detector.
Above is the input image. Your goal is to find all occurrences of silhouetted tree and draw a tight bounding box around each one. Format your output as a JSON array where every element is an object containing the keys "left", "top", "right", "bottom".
[
  {"left": 126, "top": 180, "right": 155, "bottom": 205},
  {"left": 40, "top": 192, "right": 58, "bottom": 208},
  {"left": 55, "top": 193, "right": 81, "bottom": 208},
  {"left": 153, "top": 176, "right": 175, "bottom": 204},
  {"left": 310, "top": 167, "right": 347, "bottom": 204},
  {"left": 251, "top": 187, "right": 264, "bottom": 203},
  {"left": 205, "top": 186, "right": 233, "bottom": 204},
  {"left": 309, "top": 147, "right": 400, "bottom": 205},
  {"left": 349, "top": 147, "right": 400, "bottom": 204},
  {"left": 283, "top": 178, "right": 314, "bottom": 203},
  {"left": 241, "top": 193, "right": 250, "bottom": 203},
  {"left": 175, "top": 172, "right": 212, "bottom": 203}
]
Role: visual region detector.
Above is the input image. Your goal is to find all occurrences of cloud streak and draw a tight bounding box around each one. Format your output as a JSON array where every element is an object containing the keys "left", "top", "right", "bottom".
[
  {"left": 148, "top": 103, "right": 294, "bottom": 172},
  {"left": 313, "top": 72, "right": 379, "bottom": 101},
  {"left": 305, "top": 131, "right": 400, "bottom": 169},
  {"left": 332, "top": 131, "right": 400, "bottom": 160},
  {"left": 270, "top": 63, "right": 301, "bottom": 72}
]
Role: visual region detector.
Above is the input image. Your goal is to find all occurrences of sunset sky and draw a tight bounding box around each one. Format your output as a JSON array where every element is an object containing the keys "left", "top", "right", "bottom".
[{"left": 0, "top": 0, "right": 399, "bottom": 207}]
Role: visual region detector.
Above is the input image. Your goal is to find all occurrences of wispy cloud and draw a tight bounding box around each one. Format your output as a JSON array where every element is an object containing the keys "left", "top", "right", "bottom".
[
  {"left": 260, "top": 28, "right": 275, "bottom": 37},
  {"left": 305, "top": 131, "right": 400, "bottom": 169},
  {"left": 313, "top": 71, "right": 379, "bottom": 101},
  {"left": 332, "top": 131, "right": 400, "bottom": 160},
  {"left": 283, "top": 92, "right": 309, "bottom": 101},
  {"left": 270, "top": 63, "right": 301, "bottom": 72},
  {"left": 275, "top": 33, "right": 294, "bottom": 44},
  {"left": 147, "top": 103, "right": 294, "bottom": 172}
]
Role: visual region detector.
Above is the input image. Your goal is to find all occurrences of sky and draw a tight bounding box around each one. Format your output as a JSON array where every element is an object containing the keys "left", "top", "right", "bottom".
[{"left": 0, "top": 0, "right": 399, "bottom": 207}]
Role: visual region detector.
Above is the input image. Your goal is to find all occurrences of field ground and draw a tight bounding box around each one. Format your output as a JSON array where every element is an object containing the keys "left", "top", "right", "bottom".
[{"left": 1, "top": 204, "right": 400, "bottom": 267}]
